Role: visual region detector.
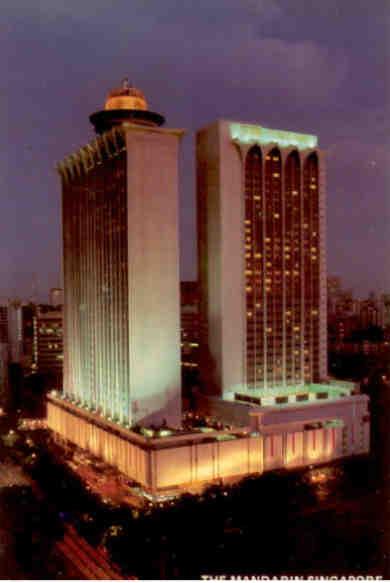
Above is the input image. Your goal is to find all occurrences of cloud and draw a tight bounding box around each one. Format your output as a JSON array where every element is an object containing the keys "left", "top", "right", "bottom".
[
  {"left": 153, "top": 32, "right": 349, "bottom": 103},
  {"left": 230, "top": 37, "right": 349, "bottom": 100},
  {"left": 240, "top": 0, "right": 282, "bottom": 19}
]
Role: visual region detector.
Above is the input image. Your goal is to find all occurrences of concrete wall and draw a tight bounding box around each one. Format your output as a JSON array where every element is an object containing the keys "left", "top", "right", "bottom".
[
  {"left": 196, "top": 122, "right": 245, "bottom": 396},
  {"left": 126, "top": 126, "right": 184, "bottom": 427}
]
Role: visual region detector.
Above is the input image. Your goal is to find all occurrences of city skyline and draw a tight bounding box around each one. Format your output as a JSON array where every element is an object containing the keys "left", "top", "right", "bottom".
[{"left": 1, "top": 0, "right": 389, "bottom": 300}]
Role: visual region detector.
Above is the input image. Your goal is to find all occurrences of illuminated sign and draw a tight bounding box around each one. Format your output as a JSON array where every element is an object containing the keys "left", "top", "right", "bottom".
[{"left": 230, "top": 123, "right": 318, "bottom": 150}]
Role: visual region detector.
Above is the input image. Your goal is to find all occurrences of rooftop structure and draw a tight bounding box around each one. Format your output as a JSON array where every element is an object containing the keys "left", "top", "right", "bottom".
[{"left": 89, "top": 78, "right": 165, "bottom": 134}]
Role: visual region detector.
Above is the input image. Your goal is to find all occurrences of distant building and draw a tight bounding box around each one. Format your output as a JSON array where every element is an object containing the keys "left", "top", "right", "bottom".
[
  {"left": 33, "top": 306, "right": 63, "bottom": 388},
  {"left": 7, "top": 300, "right": 23, "bottom": 363},
  {"left": 6, "top": 301, "right": 36, "bottom": 369},
  {"left": 180, "top": 281, "right": 200, "bottom": 374},
  {"left": 50, "top": 288, "right": 64, "bottom": 307},
  {"left": 379, "top": 294, "right": 390, "bottom": 328},
  {"left": 0, "top": 342, "right": 9, "bottom": 406},
  {"left": 0, "top": 306, "right": 8, "bottom": 343}
]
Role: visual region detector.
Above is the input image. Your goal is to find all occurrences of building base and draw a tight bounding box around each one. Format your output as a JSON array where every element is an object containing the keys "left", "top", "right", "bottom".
[{"left": 47, "top": 392, "right": 369, "bottom": 496}]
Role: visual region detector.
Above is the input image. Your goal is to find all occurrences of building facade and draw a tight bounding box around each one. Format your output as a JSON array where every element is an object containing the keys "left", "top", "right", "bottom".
[
  {"left": 0, "top": 306, "right": 8, "bottom": 344},
  {"left": 197, "top": 120, "right": 327, "bottom": 398},
  {"left": 57, "top": 82, "right": 183, "bottom": 427},
  {"left": 33, "top": 306, "right": 63, "bottom": 387}
]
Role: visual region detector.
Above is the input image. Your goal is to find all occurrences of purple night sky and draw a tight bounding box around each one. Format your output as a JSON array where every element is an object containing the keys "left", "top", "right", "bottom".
[{"left": 1, "top": 0, "right": 389, "bottom": 302}]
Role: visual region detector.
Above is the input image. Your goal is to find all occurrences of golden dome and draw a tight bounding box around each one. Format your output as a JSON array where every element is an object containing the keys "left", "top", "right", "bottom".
[{"left": 104, "top": 78, "right": 148, "bottom": 111}]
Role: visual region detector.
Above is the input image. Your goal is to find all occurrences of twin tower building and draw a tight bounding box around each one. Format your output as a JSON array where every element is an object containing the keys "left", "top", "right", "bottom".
[
  {"left": 48, "top": 82, "right": 369, "bottom": 492},
  {"left": 55, "top": 81, "right": 326, "bottom": 429}
]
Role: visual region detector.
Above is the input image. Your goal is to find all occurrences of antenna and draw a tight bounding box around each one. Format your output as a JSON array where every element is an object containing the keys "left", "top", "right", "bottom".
[
  {"left": 122, "top": 77, "right": 130, "bottom": 90},
  {"left": 30, "top": 273, "right": 38, "bottom": 304}
]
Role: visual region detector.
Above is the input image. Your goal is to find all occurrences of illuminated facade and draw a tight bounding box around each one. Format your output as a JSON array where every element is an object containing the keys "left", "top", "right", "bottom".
[
  {"left": 56, "top": 82, "right": 183, "bottom": 427},
  {"left": 47, "top": 386, "right": 369, "bottom": 496},
  {"left": 46, "top": 102, "right": 369, "bottom": 498},
  {"left": 197, "top": 120, "right": 327, "bottom": 398}
]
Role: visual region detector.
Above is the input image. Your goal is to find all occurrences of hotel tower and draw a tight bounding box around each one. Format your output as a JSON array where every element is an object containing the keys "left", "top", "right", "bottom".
[
  {"left": 197, "top": 121, "right": 327, "bottom": 401},
  {"left": 56, "top": 80, "right": 183, "bottom": 427}
]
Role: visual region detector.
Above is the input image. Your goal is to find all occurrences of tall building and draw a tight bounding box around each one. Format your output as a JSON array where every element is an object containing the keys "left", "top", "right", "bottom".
[
  {"left": 56, "top": 80, "right": 183, "bottom": 427},
  {"left": 197, "top": 120, "right": 327, "bottom": 399}
]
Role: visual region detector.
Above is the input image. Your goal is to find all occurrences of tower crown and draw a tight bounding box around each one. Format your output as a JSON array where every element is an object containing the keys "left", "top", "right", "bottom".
[
  {"left": 90, "top": 78, "right": 165, "bottom": 134},
  {"left": 105, "top": 78, "right": 148, "bottom": 111}
]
